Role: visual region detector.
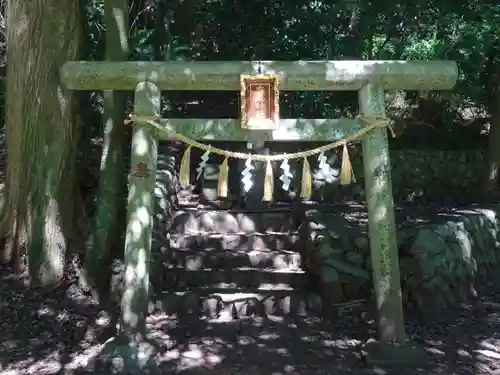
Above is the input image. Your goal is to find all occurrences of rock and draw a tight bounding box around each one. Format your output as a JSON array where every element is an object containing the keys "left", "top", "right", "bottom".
[
  {"left": 98, "top": 337, "right": 157, "bottom": 374},
  {"left": 354, "top": 236, "right": 369, "bottom": 249},
  {"left": 321, "top": 265, "right": 339, "bottom": 283},
  {"left": 410, "top": 228, "right": 446, "bottom": 257},
  {"left": 343, "top": 277, "right": 369, "bottom": 300},
  {"left": 319, "top": 282, "right": 345, "bottom": 307},
  {"left": 399, "top": 258, "right": 422, "bottom": 282},
  {"left": 345, "top": 250, "right": 364, "bottom": 266}
]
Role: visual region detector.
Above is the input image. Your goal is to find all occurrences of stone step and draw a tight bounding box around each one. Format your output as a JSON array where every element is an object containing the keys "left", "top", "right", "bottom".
[
  {"left": 169, "top": 209, "right": 298, "bottom": 234},
  {"left": 146, "top": 315, "right": 358, "bottom": 373},
  {"left": 163, "top": 247, "right": 302, "bottom": 271},
  {"left": 152, "top": 288, "right": 309, "bottom": 320},
  {"left": 160, "top": 268, "right": 308, "bottom": 290},
  {"left": 167, "top": 232, "right": 300, "bottom": 252}
]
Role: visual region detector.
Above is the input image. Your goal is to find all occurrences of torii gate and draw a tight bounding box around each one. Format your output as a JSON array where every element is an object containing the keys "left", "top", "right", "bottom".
[{"left": 61, "top": 60, "right": 457, "bottom": 363}]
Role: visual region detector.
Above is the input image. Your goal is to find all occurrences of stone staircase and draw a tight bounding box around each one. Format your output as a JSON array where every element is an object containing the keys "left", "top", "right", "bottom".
[
  {"left": 145, "top": 156, "right": 372, "bottom": 372},
  {"left": 152, "top": 207, "right": 313, "bottom": 322}
]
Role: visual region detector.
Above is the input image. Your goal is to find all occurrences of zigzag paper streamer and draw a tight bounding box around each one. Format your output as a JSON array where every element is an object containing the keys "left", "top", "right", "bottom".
[
  {"left": 241, "top": 159, "right": 254, "bottom": 192},
  {"left": 317, "top": 151, "right": 335, "bottom": 183},
  {"left": 196, "top": 149, "right": 210, "bottom": 180},
  {"left": 279, "top": 159, "right": 293, "bottom": 191}
]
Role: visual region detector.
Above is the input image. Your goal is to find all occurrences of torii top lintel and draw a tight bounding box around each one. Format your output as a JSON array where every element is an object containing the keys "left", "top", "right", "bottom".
[{"left": 60, "top": 60, "right": 458, "bottom": 91}]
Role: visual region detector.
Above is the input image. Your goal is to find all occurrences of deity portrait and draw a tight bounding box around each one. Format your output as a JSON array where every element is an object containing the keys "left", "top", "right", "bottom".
[
  {"left": 248, "top": 85, "right": 269, "bottom": 119},
  {"left": 240, "top": 75, "right": 280, "bottom": 130}
]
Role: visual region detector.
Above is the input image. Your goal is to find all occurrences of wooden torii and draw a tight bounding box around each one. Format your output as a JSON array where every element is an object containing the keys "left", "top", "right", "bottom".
[{"left": 61, "top": 60, "right": 457, "bottom": 363}]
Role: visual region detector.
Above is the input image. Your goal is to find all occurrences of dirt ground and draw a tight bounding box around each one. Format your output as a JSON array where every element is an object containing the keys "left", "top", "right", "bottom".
[{"left": 1, "top": 261, "right": 500, "bottom": 375}]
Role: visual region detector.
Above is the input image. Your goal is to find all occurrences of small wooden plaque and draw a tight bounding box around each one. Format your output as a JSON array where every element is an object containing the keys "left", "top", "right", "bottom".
[{"left": 240, "top": 74, "right": 280, "bottom": 130}]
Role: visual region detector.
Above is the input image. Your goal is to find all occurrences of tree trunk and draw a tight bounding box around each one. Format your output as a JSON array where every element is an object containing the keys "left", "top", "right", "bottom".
[
  {"left": 84, "top": 0, "right": 130, "bottom": 300},
  {"left": 1, "top": 0, "right": 84, "bottom": 286}
]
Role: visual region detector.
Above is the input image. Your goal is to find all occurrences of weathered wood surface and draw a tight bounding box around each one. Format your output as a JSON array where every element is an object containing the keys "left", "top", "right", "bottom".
[
  {"left": 120, "top": 82, "right": 159, "bottom": 342},
  {"left": 61, "top": 60, "right": 458, "bottom": 91},
  {"left": 156, "top": 118, "right": 362, "bottom": 142},
  {"left": 359, "top": 84, "right": 406, "bottom": 343}
]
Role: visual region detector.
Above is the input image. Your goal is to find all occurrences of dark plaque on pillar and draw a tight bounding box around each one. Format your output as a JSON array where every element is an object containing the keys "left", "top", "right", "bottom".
[{"left": 239, "top": 75, "right": 280, "bottom": 209}]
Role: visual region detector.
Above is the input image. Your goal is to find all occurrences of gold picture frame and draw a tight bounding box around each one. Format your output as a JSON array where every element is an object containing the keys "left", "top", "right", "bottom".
[{"left": 240, "top": 74, "right": 280, "bottom": 130}]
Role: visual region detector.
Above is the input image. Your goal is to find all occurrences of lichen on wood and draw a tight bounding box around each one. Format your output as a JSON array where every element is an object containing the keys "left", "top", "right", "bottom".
[
  {"left": 157, "top": 118, "right": 363, "bottom": 142},
  {"left": 359, "top": 84, "right": 406, "bottom": 343},
  {"left": 119, "top": 82, "right": 159, "bottom": 342},
  {"left": 61, "top": 60, "right": 458, "bottom": 91}
]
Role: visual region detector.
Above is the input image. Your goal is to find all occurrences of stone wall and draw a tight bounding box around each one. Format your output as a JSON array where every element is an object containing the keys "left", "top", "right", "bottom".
[
  {"left": 300, "top": 206, "right": 500, "bottom": 318},
  {"left": 303, "top": 148, "right": 483, "bottom": 204}
]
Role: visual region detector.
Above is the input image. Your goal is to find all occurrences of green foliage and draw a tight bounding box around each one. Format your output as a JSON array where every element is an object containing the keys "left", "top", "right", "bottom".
[
  {"left": 82, "top": 0, "right": 105, "bottom": 60},
  {"left": 77, "top": 0, "right": 500, "bottom": 149},
  {"left": 130, "top": 29, "right": 154, "bottom": 59}
]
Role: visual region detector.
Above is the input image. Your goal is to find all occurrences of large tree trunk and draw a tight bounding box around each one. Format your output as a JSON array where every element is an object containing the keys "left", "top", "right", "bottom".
[
  {"left": 1, "top": 0, "right": 84, "bottom": 286},
  {"left": 84, "top": 0, "right": 130, "bottom": 300}
]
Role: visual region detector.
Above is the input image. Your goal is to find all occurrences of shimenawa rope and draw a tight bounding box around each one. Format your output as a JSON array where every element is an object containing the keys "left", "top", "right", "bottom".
[{"left": 125, "top": 114, "right": 394, "bottom": 201}]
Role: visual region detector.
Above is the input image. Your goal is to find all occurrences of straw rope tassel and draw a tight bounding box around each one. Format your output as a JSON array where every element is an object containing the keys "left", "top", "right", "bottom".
[
  {"left": 217, "top": 157, "right": 229, "bottom": 198},
  {"left": 263, "top": 161, "right": 274, "bottom": 201},
  {"left": 300, "top": 157, "right": 312, "bottom": 199},
  {"left": 339, "top": 143, "right": 355, "bottom": 185},
  {"left": 179, "top": 145, "right": 192, "bottom": 187}
]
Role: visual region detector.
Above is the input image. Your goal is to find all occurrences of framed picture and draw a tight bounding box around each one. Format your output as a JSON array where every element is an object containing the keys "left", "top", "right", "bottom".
[{"left": 240, "top": 74, "right": 280, "bottom": 130}]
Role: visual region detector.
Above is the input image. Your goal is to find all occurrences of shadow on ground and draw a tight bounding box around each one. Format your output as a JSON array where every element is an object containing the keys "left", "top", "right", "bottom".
[
  {"left": 2, "top": 260, "right": 500, "bottom": 374},
  {"left": 0, "top": 262, "right": 112, "bottom": 374}
]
